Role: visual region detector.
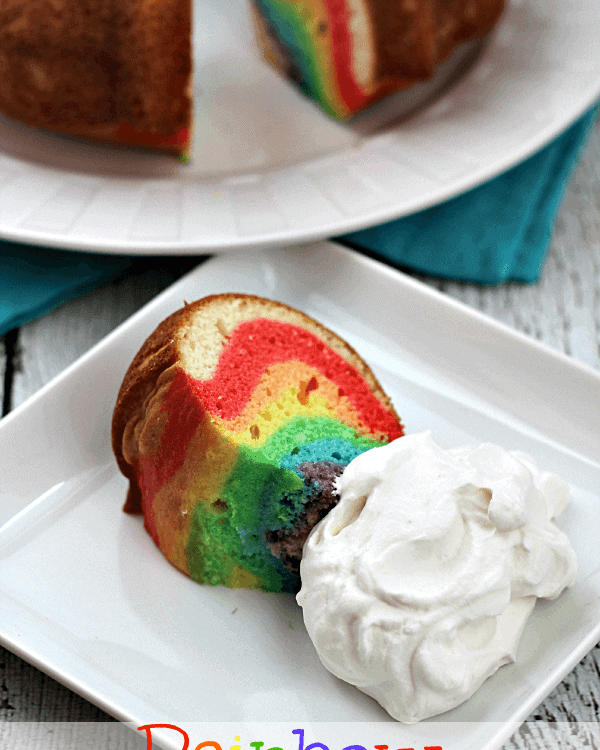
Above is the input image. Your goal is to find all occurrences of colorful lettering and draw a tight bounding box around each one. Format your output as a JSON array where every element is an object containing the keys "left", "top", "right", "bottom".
[
  {"left": 293, "top": 727, "right": 329, "bottom": 750},
  {"left": 138, "top": 724, "right": 190, "bottom": 750}
]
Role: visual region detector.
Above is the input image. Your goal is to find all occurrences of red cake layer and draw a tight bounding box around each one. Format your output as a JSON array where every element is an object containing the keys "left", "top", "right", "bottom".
[
  {"left": 137, "top": 369, "right": 205, "bottom": 545},
  {"left": 189, "top": 318, "right": 402, "bottom": 439},
  {"left": 327, "top": 0, "right": 364, "bottom": 113}
]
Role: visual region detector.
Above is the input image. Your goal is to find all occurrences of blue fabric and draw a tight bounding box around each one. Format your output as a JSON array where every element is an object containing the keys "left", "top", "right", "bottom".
[
  {"left": 0, "top": 244, "right": 133, "bottom": 337},
  {"left": 339, "top": 106, "right": 598, "bottom": 285},
  {"left": 0, "top": 106, "right": 596, "bottom": 339}
]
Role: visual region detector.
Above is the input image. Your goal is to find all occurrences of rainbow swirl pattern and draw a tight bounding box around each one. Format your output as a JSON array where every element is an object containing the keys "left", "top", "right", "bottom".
[
  {"left": 253, "top": 0, "right": 400, "bottom": 119},
  {"left": 136, "top": 317, "right": 403, "bottom": 593}
]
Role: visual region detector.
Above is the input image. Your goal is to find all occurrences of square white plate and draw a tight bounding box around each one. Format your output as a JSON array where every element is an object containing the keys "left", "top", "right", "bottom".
[{"left": 1, "top": 242, "right": 599, "bottom": 750}]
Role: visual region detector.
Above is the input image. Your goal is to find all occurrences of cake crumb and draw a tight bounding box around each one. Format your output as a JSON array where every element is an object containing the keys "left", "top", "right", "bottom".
[
  {"left": 297, "top": 376, "right": 318, "bottom": 405},
  {"left": 216, "top": 318, "right": 229, "bottom": 340}
]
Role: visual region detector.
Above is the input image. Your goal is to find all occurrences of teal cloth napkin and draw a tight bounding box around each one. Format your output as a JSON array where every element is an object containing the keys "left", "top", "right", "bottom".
[
  {"left": 339, "top": 106, "right": 598, "bottom": 284},
  {"left": 0, "top": 105, "right": 596, "bottom": 339},
  {"left": 0, "top": 245, "right": 133, "bottom": 338}
]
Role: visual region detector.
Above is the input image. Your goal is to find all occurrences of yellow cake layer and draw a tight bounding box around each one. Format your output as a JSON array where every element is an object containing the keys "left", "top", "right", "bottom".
[{"left": 211, "top": 361, "right": 364, "bottom": 446}]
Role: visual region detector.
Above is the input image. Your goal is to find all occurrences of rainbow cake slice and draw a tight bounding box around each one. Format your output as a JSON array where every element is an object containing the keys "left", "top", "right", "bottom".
[
  {"left": 251, "top": 0, "right": 505, "bottom": 119},
  {"left": 112, "top": 294, "right": 403, "bottom": 593}
]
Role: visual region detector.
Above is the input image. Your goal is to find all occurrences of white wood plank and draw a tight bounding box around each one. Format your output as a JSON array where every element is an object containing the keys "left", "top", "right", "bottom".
[
  {"left": 531, "top": 645, "right": 600, "bottom": 723},
  {"left": 0, "top": 645, "right": 113, "bottom": 722},
  {"left": 0, "top": 336, "right": 5, "bottom": 415},
  {"left": 0, "top": 721, "right": 144, "bottom": 748},
  {"left": 508, "top": 720, "right": 600, "bottom": 750}
]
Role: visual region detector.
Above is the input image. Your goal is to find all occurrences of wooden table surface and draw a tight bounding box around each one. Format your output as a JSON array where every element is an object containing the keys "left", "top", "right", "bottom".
[{"left": 1, "top": 116, "right": 599, "bottom": 748}]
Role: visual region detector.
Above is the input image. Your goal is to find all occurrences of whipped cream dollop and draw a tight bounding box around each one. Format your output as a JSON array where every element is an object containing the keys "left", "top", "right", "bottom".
[{"left": 297, "top": 431, "right": 577, "bottom": 723}]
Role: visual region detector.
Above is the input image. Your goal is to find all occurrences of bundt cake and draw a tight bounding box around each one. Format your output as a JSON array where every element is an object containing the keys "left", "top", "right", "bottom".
[
  {"left": 112, "top": 294, "right": 403, "bottom": 593},
  {"left": 0, "top": 0, "right": 191, "bottom": 154},
  {"left": 0, "top": 1, "right": 504, "bottom": 153},
  {"left": 251, "top": 0, "right": 505, "bottom": 119}
]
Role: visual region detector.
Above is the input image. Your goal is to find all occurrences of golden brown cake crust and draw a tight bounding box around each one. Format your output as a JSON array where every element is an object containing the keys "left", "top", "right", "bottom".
[
  {"left": 111, "top": 300, "right": 193, "bottom": 512},
  {"left": 0, "top": 0, "right": 191, "bottom": 152},
  {"left": 111, "top": 293, "right": 402, "bottom": 513},
  {"left": 368, "top": 0, "right": 505, "bottom": 83}
]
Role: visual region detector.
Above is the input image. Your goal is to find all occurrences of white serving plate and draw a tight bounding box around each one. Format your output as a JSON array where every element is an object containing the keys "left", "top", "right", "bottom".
[
  {"left": 0, "top": 0, "right": 598, "bottom": 254},
  {"left": 1, "top": 242, "right": 600, "bottom": 750}
]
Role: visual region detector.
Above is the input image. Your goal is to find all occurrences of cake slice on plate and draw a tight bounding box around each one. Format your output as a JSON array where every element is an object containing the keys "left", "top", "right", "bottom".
[{"left": 112, "top": 294, "right": 403, "bottom": 592}]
